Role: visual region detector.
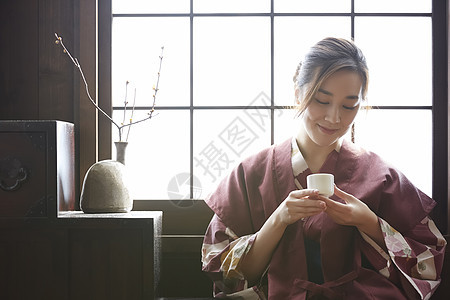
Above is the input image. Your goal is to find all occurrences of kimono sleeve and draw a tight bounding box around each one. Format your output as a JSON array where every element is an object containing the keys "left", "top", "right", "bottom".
[
  {"left": 200, "top": 144, "right": 281, "bottom": 298},
  {"left": 354, "top": 158, "right": 446, "bottom": 299},
  {"left": 359, "top": 216, "right": 446, "bottom": 300},
  {"left": 202, "top": 214, "right": 264, "bottom": 297}
]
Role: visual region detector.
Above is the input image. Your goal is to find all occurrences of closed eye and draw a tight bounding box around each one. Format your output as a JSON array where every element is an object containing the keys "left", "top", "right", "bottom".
[
  {"left": 315, "top": 98, "right": 329, "bottom": 105},
  {"left": 343, "top": 105, "right": 357, "bottom": 110}
]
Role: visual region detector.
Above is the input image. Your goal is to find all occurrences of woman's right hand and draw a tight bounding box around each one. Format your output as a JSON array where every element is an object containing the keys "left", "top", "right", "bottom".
[
  {"left": 273, "top": 189, "right": 326, "bottom": 226},
  {"left": 240, "top": 189, "right": 325, "bottom": 284}
]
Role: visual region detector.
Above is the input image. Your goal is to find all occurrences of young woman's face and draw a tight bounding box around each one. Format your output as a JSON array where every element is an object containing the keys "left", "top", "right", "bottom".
[{"left": 301, "top": 69, "right": 362, "bottom": 148}]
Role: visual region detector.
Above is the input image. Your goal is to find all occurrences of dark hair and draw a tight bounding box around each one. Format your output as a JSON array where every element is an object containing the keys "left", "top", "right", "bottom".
[{"left": 293, "top": 37, "right": 369, "bottom": 115}]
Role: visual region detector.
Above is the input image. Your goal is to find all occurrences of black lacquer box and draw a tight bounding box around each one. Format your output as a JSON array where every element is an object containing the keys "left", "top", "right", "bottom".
[{"left": 0, "top": 120, "right": 75, "bottom": 218}]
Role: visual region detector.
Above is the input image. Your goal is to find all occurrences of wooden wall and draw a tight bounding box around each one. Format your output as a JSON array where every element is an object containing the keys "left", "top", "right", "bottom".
[
  {"left": 0, "top": 0, "right": 100, "bottom": 201},
  {"left": 0, "top": 0, "right": 75, "bottom": 121}
]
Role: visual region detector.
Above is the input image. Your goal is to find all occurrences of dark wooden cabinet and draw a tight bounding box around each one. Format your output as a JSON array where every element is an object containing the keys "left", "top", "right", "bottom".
[
  {"left": 0, "top": 211, "right": 162, "bottom": 300},
  {"left": 0, "top": 121, "right": 162, "bottom": 299},
  {"left": 0, "top": 225, "right": 69, "bottom": 299},
  {"left": 0, "top": 120, "right": 76, "bottom": 218}
]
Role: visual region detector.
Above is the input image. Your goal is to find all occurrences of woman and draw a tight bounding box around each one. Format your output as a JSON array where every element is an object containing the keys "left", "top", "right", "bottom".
[{"left": 201, "top": 37, "right": 446, "bottom": 299}]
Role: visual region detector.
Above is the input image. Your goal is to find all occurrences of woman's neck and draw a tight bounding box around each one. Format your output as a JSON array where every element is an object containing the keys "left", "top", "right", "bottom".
[{"left": 295, "top": 128, "right": 341, "bottom": 173}]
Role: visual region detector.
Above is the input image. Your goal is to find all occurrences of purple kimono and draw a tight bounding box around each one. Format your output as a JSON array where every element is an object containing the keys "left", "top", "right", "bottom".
[{"left": 201, "top": 138, "right": 446, "bottom": 299}]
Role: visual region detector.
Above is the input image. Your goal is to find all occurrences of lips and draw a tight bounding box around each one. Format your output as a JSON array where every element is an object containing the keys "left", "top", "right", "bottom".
[{"left": 318, "top": 124, "right": 339, "bottom": 135}]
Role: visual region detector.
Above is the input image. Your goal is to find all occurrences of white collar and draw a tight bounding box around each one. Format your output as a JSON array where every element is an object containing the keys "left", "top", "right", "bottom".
[{"left": 291, "top": 137, "right": 308, "bottom": 189}]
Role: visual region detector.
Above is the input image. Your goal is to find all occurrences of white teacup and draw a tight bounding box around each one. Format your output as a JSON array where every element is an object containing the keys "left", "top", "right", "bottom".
[{"left": 307, "top": 173, "right": 334, "bottom": 197}]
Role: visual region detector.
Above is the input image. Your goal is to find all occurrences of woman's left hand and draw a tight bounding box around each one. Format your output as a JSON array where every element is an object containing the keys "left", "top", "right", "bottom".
[
  {"left": 316, "top": 185, "right": 387, "bottom": 250},
  {"left": 316, "top": 185, "right": 377, "bottom": 229}
]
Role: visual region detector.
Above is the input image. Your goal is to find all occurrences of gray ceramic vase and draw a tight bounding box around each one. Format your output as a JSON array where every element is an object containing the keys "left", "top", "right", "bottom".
[{"left": 79, "top": 142, "right": 132, "bottom": 213}]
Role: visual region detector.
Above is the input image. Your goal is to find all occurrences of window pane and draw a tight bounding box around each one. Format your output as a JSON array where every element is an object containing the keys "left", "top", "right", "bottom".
[
  {"left": 274, "top": 17, "right": 351, "bottom": 106},
  {"left": 194, "top": 17, "right": 271, "bottom": 106},
  {"left": 112, "top": 17, "right": 190, "bottom": 107},
  {"left": 275, "top": 0, "right": 351, "bottom": 13},
  {"left": 355, "top": 17, "right": 431, "bottom": 106},
  {"left": 112, "top": 110, "right": 190, "bottom": 200},
  {"left": 353, "top": 109, "right": 432, "bottom": 196},
  {"left": 274, "top": 108, "right": 296, "bottom": 144},
  {"left": 194, "top": 0, "right": 270, "bottom": 13},
  {"left": 355, "top": 0, "right": 431, "bottom": 13},
  {"left": 112, "top": 0, "right": 190, "bottom": 14},
  {"left": 194, "top": 109, "right": 271, "bottom": 195}
]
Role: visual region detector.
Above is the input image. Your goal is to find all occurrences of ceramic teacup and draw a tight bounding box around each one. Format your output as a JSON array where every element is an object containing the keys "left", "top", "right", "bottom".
[{"left": 307, "top": 173, "right": 334, "bottom": 197}]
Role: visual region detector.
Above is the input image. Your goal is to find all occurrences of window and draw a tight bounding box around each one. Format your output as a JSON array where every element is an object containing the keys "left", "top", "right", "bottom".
[{"left": 104, "top": 0, "right": 447, "bottom": 232}]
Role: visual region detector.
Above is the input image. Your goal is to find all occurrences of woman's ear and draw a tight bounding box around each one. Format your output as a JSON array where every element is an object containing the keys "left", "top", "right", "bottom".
[{"left": 294, "top": 88, "right": 301, "bottom": 105}]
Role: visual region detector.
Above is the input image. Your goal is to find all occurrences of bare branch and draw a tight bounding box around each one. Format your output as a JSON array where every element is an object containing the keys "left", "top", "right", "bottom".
[
  {"left": 126, "top": 87, "right": 137, "bottom": 142},
  {"left": 55, "top": 33, "right": 164, "bottom": 143}
]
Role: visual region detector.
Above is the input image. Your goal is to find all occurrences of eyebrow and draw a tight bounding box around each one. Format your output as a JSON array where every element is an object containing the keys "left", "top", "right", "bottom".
[{"left": 318, "top": 88, "right": 359, "bottom": 100}]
